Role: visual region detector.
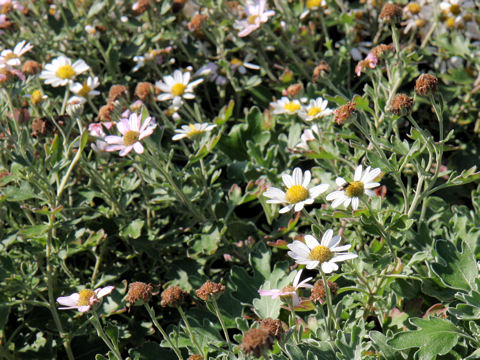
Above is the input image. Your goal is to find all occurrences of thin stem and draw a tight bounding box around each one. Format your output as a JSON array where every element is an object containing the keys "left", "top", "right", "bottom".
[
  {"left": 144, "top": 304, "right": 183, "bottom": 360},
  {"left": 320, "top": 270, "right": 337, "bottom": 335},
  {"left": 60, "top": 88, "right": 70, "bottom": 115},
  {"left": 211, "top": 298, "right": 232, "bottom": 352},
  {"left": 91, "top": 311, "right": 123, "bottom": 360},
  {"left": 177, "top": 307, "right": 204, "bottom": 357}
]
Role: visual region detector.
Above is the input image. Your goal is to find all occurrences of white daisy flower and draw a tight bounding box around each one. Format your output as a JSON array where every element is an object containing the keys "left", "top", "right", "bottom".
[
  {"left": 57, "top": 286, "right": 114, "bottom": 313},
  {"left": 295, "top": 124, "right": 320, "bottom": 151},
  {"left": 172, "top": 123, "right": 217, "bottom": 141},
  {"left": 104, "top": 112, "right": 157, "bottom": 156},
  {"left": 298, "top": 97, "right": 333, "bottom": 121},
  {"left": 156, "top": 69, "right": 203, "bottom": 106},
  {"left": 258, "top": 269, "right": 313, "bottom": 306},
  {"left": 40, "top": 56, "right": 90, "bottom": 87},
  {"left": 70, "top": 76, "right": 100, "bottom": 98},
  {"left": 0, "top": 40, "right": 33, "bottom": 68},
  {"left": 263, "top": 167, "right": 329, "bottom": 213},
  {"left": 326, "top": 165, "right": 381, "bottom": 210},
  {"left": 230, "top": 56, "right": 260, "bottom": 74},
  {"left": 287, "top": 230, "right": 358, "bottom": 273},
  {"left": 271, "top": 97, "right": 302, "bottom": 115},
  {"left": 234, "top": 0, "right": 275, "bottom": 37}
]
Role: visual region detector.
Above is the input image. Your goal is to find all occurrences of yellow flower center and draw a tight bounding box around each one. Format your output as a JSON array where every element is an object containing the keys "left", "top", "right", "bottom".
[
  {"left": 463, "top": 14, "right": 473, "bottom": 22},
  {"left": 284, "top": 102, "right": 301, "bottom": 113},
  {"left": 77, "top": 289, "right": 96, "bottom": 306},
  {"left": 415, "top": 19, "right": 426, "bottom": 27},
  {"left": 230, "top": 58, "right": 243, "bottom": 66},
  {"left": 78, "top": 82, "right": 91, "bottom": 97},
  {"left": 450, "top": 4, "right": 461, "bottom": 15},
  {"left": 307, "top": 106, "right": 322, "bottom": 117},
  {"left": 4, "top": 52, "right": 17, "bottom": 61},
  {"left": 345, "top": 181, "right": 364, "bottom": 198},
  {"left": 171, "top": 83, "right": 186, "bottom": 97},
  {"left": 307, "top": 0, "right": 322, "bottom": 9},
  {"left": 31, "top": 90, "right": 43, "bottom": 105},
  {"left": 408, "top": 2, "right": 421, "bottom": 14},
  {"left": 445, "top": 17, "right": 456, "bottom": 28},
  {"left": 309, "top": 245, "right": 333, "bottom": 262},
  {"left": 124, "top": 130, "right": 140, "bottom": 146},
  {"left": 247, "top": 15, "right": 258, "bottom": 24},
  {"left": 187, "top": 124, "right": 202, "bottom": 137},
  {"left": 56, "top": 65, "right": 75, "bottom": 80},
  {"left": 285, "top": 184, "right": 309, "bottom": 203}
]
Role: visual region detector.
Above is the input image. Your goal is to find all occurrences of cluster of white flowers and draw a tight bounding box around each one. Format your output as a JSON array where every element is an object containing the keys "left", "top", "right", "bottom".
[{"left": 270, "top": 96, "right": 333, "bottom": 121}]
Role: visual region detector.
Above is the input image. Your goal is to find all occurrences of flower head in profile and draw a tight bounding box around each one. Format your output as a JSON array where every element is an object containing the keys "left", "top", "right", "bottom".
[
  {"left": 156, "top": 69, "right": 203, "bottom": 106},
  {"left": 298, "top": 97, "right": 333, "bottom": 121},
  {"left": 326, "top": 165, "right": 381, "bottom": 210},
  {"left": 263, "top": 167, "right": 329, "bottom": 213},
  {"left": 104, "top": 111, "right": 156, "bottom": 156},
  {"left": 234, "top": 0, "right": 275, "bottom": 37},
  {"left": 40, "top": 56, "right": 90, "bottom": 87},
  {"left": 57, "top": 286, "right": 114, "bottom": 312},
  {"left": 0, "top": 40, "right": 33, "bottom": 68},
  {"left": 258, "top": 269, "right": 313, "bottom": 306},
  {"left": 270, "top": 97, "right": 302, "bottom": 115},
  {"left": 288, "top": 230, "right": 357, "bottom": 273},
  {"left": 172, "top": 123, "right": 216, "bottom": 141}
]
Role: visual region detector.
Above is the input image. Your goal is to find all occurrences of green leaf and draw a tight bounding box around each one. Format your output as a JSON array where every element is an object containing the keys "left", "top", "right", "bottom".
[
  {"left": 450, "top": 289, "right": 480, "bottom": 320},
  {"left": 430, "top": 239, "right": 478, "bottom": 291},
  {"left": 104, "top": 323, "right": 119, "bottom": 348},
  {"left": 121, "top": 219, "right": 144, "bottom": 239},
  {"left": 388, "top": 317, "right": 462, "bottom": 360},
  {"left": 370, "top": 331, "right": 403, "bottom": 360},
  {"left": 3, "top": 182, "right": 39, "bottom": 202}
]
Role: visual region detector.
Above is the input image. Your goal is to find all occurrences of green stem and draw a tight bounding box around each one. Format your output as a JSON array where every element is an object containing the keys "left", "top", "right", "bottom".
[
  {"left": 211, "top": 298, "right": 233, "bottom": 352},
  {"left": 60, "top": 88, "right": 70, "bottom": 115},
  {"left": 177, "top": 307, "right": 204, "bottom": 357},
  {"left": 320, "top": 270, "right": 337, "bottom": 335},
  {"left": 363, "top": 199, "right": 397, "bottom": 259},
  {"left": 287, "top": 298, "right": 299, "bottom": 343},
  {"left": 91, "top": 311, "right": 123, "bottom": 360},
  {"left": 144, "top": 304, "right": 184, "bottom": 360}
]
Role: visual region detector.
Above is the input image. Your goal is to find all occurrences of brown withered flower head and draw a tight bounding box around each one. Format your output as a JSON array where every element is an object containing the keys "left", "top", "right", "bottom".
[
  {"left": 414, "top": 73, "right": 439, "bottom": 96},
  {"left": 283, "top": 83, "right": 303, "bottom": 97},
  {"left": 160, "top": 286, "right": 188, "bottom": 308},
  {"left": 97, "top": 102, "right": 115, "bottom": 122},
  {"left": 390, "top": 93, "right": 413, "bottom": 116},
  {"left": 196, "top": 280, "right": 226, "bottom": 301},
  {"left": 132, "top": 0, "right": 149, "bottom": 14},
  {"left": 370, "top": 44, "right": 394, "bottom": 59},
  {"left": 108, "top": 85, "right": 129, "bottom": 103},
  {"left": 259, "top": 318, "right": 285, "bottom": 340},
  {"left": 241, "top": 328, "right": 274, "bottom": 358},
  {"left": 187, "top": 355, "right": 203, "bottom": 360},
  {"left": 312, "top": 60, "right": 331, "bottom": 83},
  {"left": 310, "top": 280, "right": 338, "bottom": 303},
  {"left": 333, "top": 101, "right": 356, "bottom": 125},
  {"left": 188, "top": 13, "right": 207, "bottom": 33},
  {"left": 31, "top": 117, "right": 48, "bottom": 137},
  {"left": 22, "top": 60, "right": 42, "bottom": 75},
  {"left": 134, "top": 82, "right": 158, "bottom": 102},
  {"left": 172, "top": 0, "right": 188, "bottom": 13},
  {"left": 379, "top": 3, "right": 403, "bottom": 24},
  {"left": 126, "top": 282, "right": 155, "bottom": 306}
]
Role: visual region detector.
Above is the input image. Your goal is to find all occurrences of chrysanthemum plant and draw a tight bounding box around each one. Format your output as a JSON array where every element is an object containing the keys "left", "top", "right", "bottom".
[{"left": 1, "top": 0, "right": 480, "bottom": 359}]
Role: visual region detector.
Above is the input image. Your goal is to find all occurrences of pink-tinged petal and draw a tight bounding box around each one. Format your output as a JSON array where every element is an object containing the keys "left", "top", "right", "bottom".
[
  {"left": 336, "top": 177, "right": 347, "bottom": 187},
  {"left": 119, "top": 145, "right": 134, "bottom": 156},
  {"left": 133, "top": 142, "right": 144, "bottom": 154},
  {"left": 105, "top": 144, "right": 125, "bottom": 152},
  {"left": 292, "top": 168, "right": 302, "bottom": 185},
  {"left": 258, "top": 289, "right": 282, "bottom": 298},
  {"left": 139, "top": 117, "right": 153, "bottom": 133},
  {"left": 104, "top": 135, "right": 124, "bottom": 145},
  {"left": 321, "top": 229, "right": 333, "bottom": 246},
  {"left": 57, "top": 293, "right": 79, "bottom": 307},
  {"left": 364, "top": 182, "right": 380, "bottom": 189},
  {"left": 331, "top": 253, "right": 358, "bottom": 262},
  {"left": 95, "top": 286, "right": 115, "bottom": 298},
  {"left": 296, "top": 277, "right": 313, "bottom": 289},
  {"left": 78, "top": 305, "right": 91, "bottom": 312},
  {"left": 304, "top": 235, "right": 319, "bottom": 249},
  {"left": 129, "top": 113, "right": 141, "bottom": 132},
  {"left": 117, "top": 118, "right": 130, "bottom": 135},
  {"left": 279, "top": 205, "right": 293, "bottom": 213},
  {"left": 309, "top": 184, "right": 329, "bottom": 198},
  {"left": 352, "top": 197, "right": 359, "bottom": 210},
  {"left": 354, "top": 165, "right": 363, "bottom": 181},
  {"left": 138, "top": 127, "right": 155, "bottom": 140}
]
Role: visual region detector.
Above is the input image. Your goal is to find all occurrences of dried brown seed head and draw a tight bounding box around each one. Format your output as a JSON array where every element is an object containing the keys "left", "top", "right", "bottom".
[
  {"left": 188, "top": 13, "right": 207, "bottom": 33},
  {"left": 285, "top": 83, "right": 303, "bottom": 97},
  {"left": 187, "top": 355, "right": 203, "bottom": 360},
  {"left": 414, "top": 73, "right": 439, "bottom": 96},
  {"left": 108, "top": 85, "right": 129, "bottom": 103},
  {"left": 126, "top": 282, "right": 154, "bottom": 305},
  {"left": 312, "top": 60, "right": 331, "bottom": 83},
  {"left": 196, "top": 280, "right": 226, "bottom": 301},
  {"left": 132, "top": 0, "right": 149, "bottom": 14},
  {"left": 379, "top": 3, "right": 403, "bottom": 24},
  {"left": 259, "top": 318, "right": 285, "bottom": 340},
  {"left": 310, "top": 280, "right": 338, "bottom": 303},
  {"left": 135, "top": 82, "right": 158, "bottom": 102},
  {"left": 333, "top": 101, "right": 356, "bottom": 125},
  {"left": 31, "top": 117, "right": 48, "bottom": 137},
  {"left": 390, "top": 93, "right": 413, "bottom": 115},
  {"left": 241, "top": 328, "right": 274, "bottom": 357},
  {"left": 97, "top": 102, "right": 115, "bottom": 122},
  {"left": 160, "top": 286, "right": 188, "bottom": 307},
  {"left": 370, "top": 44, "right": 394, "bottom": 59},
  {"left": 22, "top": 60, "right": 42, "bottom": 75}
]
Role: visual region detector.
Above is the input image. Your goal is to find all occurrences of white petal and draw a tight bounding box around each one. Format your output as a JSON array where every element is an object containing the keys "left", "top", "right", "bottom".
[
  {"left": 95, "top": 286, "right": 115, "bottom": 298},
  {"left": 362, "top": 168, "right": 381, "bottom": 183},
  {"left": 352, "top": 197, "right": 359, "bottom": 210},
  {"left": 364, "top": 182, "right": 380, "bottom": 189},
  {"left": 326, "top": 190, "right": 344, "bottom": 201},
  {"left": 365, "top": 190, "right": 376, "bottom": 197},
  {"left": 321, "top": 229, "right": 333, "bottom": 246},
  {"left": 282, "top": 174, "right": 294, "bottom": 188},
  {"left": 331, "top": 196, "right": 347, "bottom": 208},
  {"left": 309, "top": 184, "right": 329, "bottom": 198},
  {"left": 292, "top": 270, "right": 303, "bottom": 287},
  {"left": 336, "top": 177, "right": 347, "bottom": 186},
  {"left": 321, "top": 262, "right": 338, "bottom": 273},
  {"left": 294, "top": 202, "right": 305, "bottom": 212},
  {"left": 331, "top": 253, "right": 358, "bottom": 262},
  {"left": 292, "top": 168, "right": 302, "bottom": 185},
  {"left": 354, "top": 165, "right": 363, "bottom": 181},
  {"left": 304, "top": 235, "right": 320, "bottom": 249},
  {"left": 279, "top": 205, "right": 293, "bottom": 213},
  {"left": 332, "top": 244, "right": 351, "bottom": 252},
  {"left": 327, "top": 235, "right": 341, "bottom": 249},
  {"left": 305, "top": 260, "right": 319, "bottom": 269},
  {"left": 302, "top": 170, "right": 311, "bottom": 187},
  {"left": 133, "top": 142, "right": 144, "bottom": 154}
]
